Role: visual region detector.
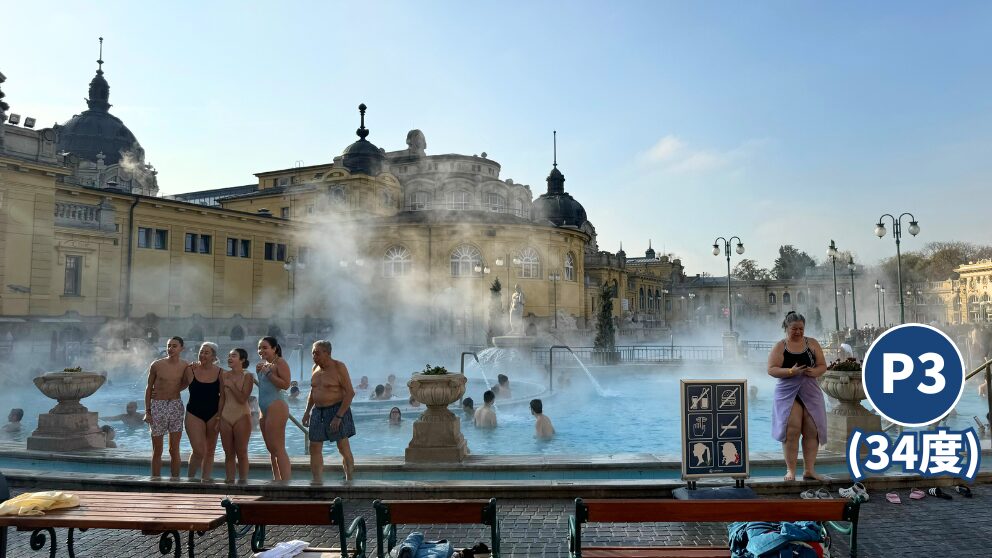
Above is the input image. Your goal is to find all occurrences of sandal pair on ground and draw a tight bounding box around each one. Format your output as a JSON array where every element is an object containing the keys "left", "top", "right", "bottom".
[
  {"left": 838, "top": 482, "right": 870, "bottom": 503},
  {"left": 885, "top": 485, "right": 972, "bottom": 503},
  {"left": 800, "top": 487, "right": 833, "bottom": 499}
]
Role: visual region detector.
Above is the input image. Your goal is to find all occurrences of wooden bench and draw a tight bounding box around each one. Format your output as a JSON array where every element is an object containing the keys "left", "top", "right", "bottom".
[
  {"left": 0, "top": 490, "right": 259, "bottom": 558},
  {"left": 568, "top": 498, "right": 860, "bottom": 558},
  {"left": 221, "top": 498, "right": 366, "bottom": 558},
  {"left": 373, "top": 498, "right": 500, "bottom": 558}
]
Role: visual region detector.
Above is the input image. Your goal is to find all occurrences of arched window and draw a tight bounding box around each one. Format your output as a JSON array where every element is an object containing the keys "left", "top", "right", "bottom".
[
  {"left": 410, "top": 191, "right": 430, "bottom": 210},
  {"left": 445, "top": 190, "right": 472, "bottom": 210},
  {"left": 768, "top": 292, "right": 777, "bottom": 305},
  {"left": 783, "top": 292, "right": 791, "bottom": 305},
  {"left": 329, "top": 186, "right": 346, "bottom": 205},
  {"left": 380, "top": 190, "right": 394, "bottom": 208},
  {"left": 517, "top": 247, "right": 541, "bottom": 279},
  {"left": 450, "top": 245, "right": 483, "bottom": 277},
  {"left": 639, "top": 287, "right": 645, "bottom": 310},
  {"left": 486, "top": 192, "right": 505, "bottom": 212},
  {"left": 514, "top": 199, "right": 525, "bottom": 217},
  {"left": 564, "top": 252, "right": 576, "bottom": 281},
  {"left": 383, "top": 246, "right": 412, "bottom": 277},
  {"left": 655, "top": 289, "right": 661, "bottom": 311},
  {"left": 647, "top": 290, "right": 654, "bottom": 312},
  {"left": 797, "top": 291, "right": 806, "bottom": 305}
]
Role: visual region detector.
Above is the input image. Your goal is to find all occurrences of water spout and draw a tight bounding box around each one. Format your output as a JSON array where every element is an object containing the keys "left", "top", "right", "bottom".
[
  {"left": 460, "top": 351, "right": 480, "bottom": 375},
  {"left": 461, "top": 350, "right": 493, "bottom": 391},
  {"left": 550, "top": 344, "right": 607, "bottom": 396}
]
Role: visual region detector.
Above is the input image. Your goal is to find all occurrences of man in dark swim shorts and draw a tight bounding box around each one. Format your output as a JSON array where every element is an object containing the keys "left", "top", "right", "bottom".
[{"left": 302, "top": 340, "right": 357, "bottom": 483}]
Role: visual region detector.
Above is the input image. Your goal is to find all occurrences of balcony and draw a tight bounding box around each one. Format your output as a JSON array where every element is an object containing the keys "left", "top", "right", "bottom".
[
  {"left": 54, "top": 200, "right": 116, "bottom": 232},
  {"left": 403, "top": 201, "right": 529, "bottom": 219}
]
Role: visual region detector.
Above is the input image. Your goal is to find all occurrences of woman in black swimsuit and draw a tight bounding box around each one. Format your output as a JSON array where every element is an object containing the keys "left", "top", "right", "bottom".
[{"left": 184, "top": 342, "right": 222, "bottom": 481}]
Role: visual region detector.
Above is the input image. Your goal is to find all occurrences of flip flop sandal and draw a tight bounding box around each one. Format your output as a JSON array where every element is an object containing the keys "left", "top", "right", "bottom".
[
  {"left": 928, "top": 487, "right": 953, "bottom": 500},
  {"left": 909, "top": 488, "right": 926, "bottom": 500},
  {"left": 801, "top": 489, "right": 818, "bottom": 499},
  {"left": 885, "top": 492, "right": 902, "bottom": 504},
  {"left": 955, "top": 485, "right": 973, "bottom": 498},
  {"left": 815, "top": 487, "right": 832, "bottom": 499},
  {"left": 853, "top": 482, "right": 870, "bottom": 501},
  {"left": 838, "top": 486, "right": 857, "bottom": 499}
]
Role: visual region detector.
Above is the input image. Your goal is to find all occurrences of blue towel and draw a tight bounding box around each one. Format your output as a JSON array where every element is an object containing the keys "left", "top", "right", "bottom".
[
  {"left": 396, "top": 532, "right": 453, "bottom": 558},
  {"left": 728, "top": 521, "right": 824, "bottom": 558}
]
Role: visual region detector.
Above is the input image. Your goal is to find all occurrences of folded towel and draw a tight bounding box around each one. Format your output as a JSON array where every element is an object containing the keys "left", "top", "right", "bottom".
[
  {"left": 398, "top": 532, "right": 425, "bottom": 558},
  {"left": 0, "top": 491, "right": 80, "bottom": 516},
  {"left": 254, "top": 539, "right": 309, "bottom": 558}
]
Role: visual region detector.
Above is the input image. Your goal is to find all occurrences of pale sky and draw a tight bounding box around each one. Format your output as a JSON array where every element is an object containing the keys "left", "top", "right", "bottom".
[{"left": 4, "top": 1, "right": 991, "bottom": 275}]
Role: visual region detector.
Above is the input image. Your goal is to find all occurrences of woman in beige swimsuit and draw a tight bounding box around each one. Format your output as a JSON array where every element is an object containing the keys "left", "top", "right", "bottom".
[{"left": 218, "top": 348, "right": 254, "bottom": 483}]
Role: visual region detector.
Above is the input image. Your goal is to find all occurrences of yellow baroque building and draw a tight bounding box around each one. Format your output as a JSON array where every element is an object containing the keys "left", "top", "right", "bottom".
[{"left": 0, "top": 61, "right": 697, "bottom": 350}]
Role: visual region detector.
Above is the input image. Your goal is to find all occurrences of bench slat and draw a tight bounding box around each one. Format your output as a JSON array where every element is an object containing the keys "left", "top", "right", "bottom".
[
  {"left": 583, "top": 499, "right": 849, "bottom": 523},
  {"left": 382, "top": 500, "right": 490, "bottom": 524},
  {"left": 584, "top": 548, "right": 729, "bottom": 558},
  {"left": 236, "top": 501, "right": 340, "bottom": 526}
]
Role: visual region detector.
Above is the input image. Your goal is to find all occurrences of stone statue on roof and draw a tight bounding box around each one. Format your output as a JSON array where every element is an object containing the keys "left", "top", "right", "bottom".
[{"left": 406, "top": 129, "right": 426, "bottom": 157}]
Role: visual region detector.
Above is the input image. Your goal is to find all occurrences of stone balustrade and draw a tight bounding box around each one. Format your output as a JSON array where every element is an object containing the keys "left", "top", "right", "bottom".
[{"left": 54, "top": 200, "right": 116, "bottom": 231}]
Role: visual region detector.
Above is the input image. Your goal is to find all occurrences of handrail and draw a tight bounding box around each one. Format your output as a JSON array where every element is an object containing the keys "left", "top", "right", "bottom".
[
  {"left": 964, "top": 358, "right": 992, "bottom": 381},
  {"left": 288, "top": 413, "right": 310, "bottom": 455}
]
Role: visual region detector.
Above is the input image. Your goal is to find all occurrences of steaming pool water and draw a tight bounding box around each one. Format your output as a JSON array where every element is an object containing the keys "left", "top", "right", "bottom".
[{"left": 7, "top": 364, "right": 990, "bottom": 461}]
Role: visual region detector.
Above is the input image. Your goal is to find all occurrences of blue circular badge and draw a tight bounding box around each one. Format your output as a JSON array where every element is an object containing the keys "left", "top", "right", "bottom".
[{"left": 862, "top": 324, "right": 965, "bottom": 427}]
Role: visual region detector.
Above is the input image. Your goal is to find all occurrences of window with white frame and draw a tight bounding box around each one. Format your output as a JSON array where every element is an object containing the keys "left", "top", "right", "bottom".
[
  {"left": 486, "top": 192, "right": 505, "bottom": 212},
  {"left": 450, "top": 245, "right": 483, "bottom": 277},
  {"left": 517, "top": 247, "right": 541, "bottom": 279},
  {"left": 411, "top": 191, "right": 430, "bottom": 210},
  {"left": 783, "top": 292, "right": 791, "bottom": 305},
  {"left": 768, "top": 293, "right": 777, "bottom": 305},
  {"left": 564, "top": 252, "right": 575, "bottom": 281},
  {"left": 445, "top": 190, "right": 471, "bottom": 210},
  {"left": 383, "top": 246, "right": 412, "bottom": 277}
]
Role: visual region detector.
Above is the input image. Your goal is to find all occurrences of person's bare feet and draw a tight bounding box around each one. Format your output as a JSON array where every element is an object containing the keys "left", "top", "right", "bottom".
[
  {"left": 803, "top": 471, "right": 827, "bottom": 481},
  {"left": 784, "top": 471, "right": 796, "bottom": 481}
]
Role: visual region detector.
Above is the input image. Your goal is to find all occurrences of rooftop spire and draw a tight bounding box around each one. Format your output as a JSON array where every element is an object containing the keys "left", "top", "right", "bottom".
[
  {"left": 356, "top": 103, "right": 369, "bottom": 140},
  {"left": 545, "top": 129, "right": 565, "bottom": 194},
  {"left": 553, "top": 130, "right": 557, "bottom": 168},
  {"left": 97, "top": 37, "right": 104, "bottom": 75},
  {"left": 86, "top": 37, "right": 111, "bottom": 111}
]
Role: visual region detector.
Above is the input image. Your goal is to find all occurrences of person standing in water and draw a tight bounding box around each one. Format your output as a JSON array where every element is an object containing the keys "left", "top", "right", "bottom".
[
  {"left": 144, "top": 336, "right": 189, "bottom": 478},
  {"left": 767, "top": 311, "right": 828, "bottom": 482},
  {"left": 303, "top": 340, "right": 356, "bottom": 483},
  {"left": 184, "top": 342, "right": 223, "bottom": 481},
  {"left": 218, "top": 348, "right": 254, "bottom": 483},
  {"left": 257, "top": 336, "right": 293, "bottom": 480}
]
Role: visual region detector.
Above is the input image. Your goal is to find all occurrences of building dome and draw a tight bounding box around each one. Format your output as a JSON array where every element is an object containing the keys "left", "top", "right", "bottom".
[
  {"left": 531, "top": 161, "right": 587, "bottom": 227},
  {"left": 57, "top": 47, "right": 144, "bottom": 166},
  {"left": 341, "top": 103, "right": 384, "bottom": 176}
]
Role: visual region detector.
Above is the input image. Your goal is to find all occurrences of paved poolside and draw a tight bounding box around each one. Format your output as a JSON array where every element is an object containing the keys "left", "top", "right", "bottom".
[{"left": 4, "top": 485, "right": 991, "bottom": 557}]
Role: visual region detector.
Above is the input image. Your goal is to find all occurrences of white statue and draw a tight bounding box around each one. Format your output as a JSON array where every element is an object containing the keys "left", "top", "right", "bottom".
[{"left": 509, "top": 284, "right": 526, "bottom": 335}]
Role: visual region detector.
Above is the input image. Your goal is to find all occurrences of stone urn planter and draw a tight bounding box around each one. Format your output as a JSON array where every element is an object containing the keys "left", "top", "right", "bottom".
[
  {"left": 818, "top": 361, "right": 880, "bottom": 453},
  {"left": 28, "top": 369, "right": 109, "bottom": 451},
  {"left": 405, "top": 371, "right": 469, "bottom": 463}
]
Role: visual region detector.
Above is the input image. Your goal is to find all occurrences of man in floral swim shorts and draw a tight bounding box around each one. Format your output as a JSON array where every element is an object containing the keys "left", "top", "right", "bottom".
[{"left": 144, "top": 336, "right": 190, "bottom": 477}]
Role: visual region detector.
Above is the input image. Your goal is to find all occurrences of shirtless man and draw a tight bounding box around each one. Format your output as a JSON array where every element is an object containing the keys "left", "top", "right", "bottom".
[
  {"left": 530, "top": 399, "right": 555, "bottom": 440},
  {"left": 474, "top": 390, "right": 497, "bottom": 428},
  {"left": 144, "top": 336, "right": 190, "bottom": 477},
  {"left": 302, "top": 340, "right": 356, "bottom": 483},
  {"left": 101, "top": 401, "right": 146, "bottom": 428}
]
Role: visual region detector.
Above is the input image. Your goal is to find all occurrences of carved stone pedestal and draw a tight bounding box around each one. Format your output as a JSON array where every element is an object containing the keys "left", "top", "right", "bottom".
[
  {"left": 27, "top": 371, "right": 108, "bottom": 451},
  {"left": 405, "top": 373, "right": 469, "bottom": 463},
  {"left": 819, "top": 370, "right": 880, "bottom": 453}
]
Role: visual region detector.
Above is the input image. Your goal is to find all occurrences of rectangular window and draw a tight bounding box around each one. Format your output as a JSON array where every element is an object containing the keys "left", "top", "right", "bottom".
[
  {"left": 265, "top": 242, "right": 274, "bottom": 261},
  {"left": 154, "top": 229, "right": 168, "bottom": 250},
  {"left": 239, "top": 239, "right": 251, "bottom": 258},
  {"left": 280, "top": 207, "right": 290, "bottom": 219},
  {"left": 306, "top": 204, "right": 314, "bottom": 215},
  {"left": 138, "top": 227, "right": 151, "bottom": 248},
  {"left": 198, "top": 235, "right": 212, "bottom": 254},
  {"left": 185, "top": 233, "right": 197, "bottom": 253},
  {"left": 227, "top": 238, "right": 237, "bottom": 257},
  {"left": 64, "top": 255, "right": 82, "bottom": 296},
  {"left": 276, "top": 243, "right": 286, "bottom": 262}
]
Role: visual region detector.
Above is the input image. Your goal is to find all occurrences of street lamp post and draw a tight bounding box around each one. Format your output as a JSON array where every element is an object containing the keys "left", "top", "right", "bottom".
[
  {"left": 881, "top": 287, "right": 887, "bottom": 326},
  {"left": 827, "top": 240, "right": 841, "bottom": 332},
  {"left": 494, "top": 253, "right": 521, "bottom": 309},
  {"left": 875, "top": 213, "right": 921, "bottom": 324},
  {"left": 688, "top": 293, "right": 696, "bottom": 328},
  {"left": 874, "top": 280, "right": 883, "bottom": 327},
  {"left": 283, "top": 257, "right": 307, "bottom": 333},
  {"left": 661, "top": 288, "right": 670, "bottom": 328},
  {"left": 712, "top": 236, "right": 745, "bottom": 332},
  {"left": 847, "top": 256, "right": 858, "bottom": 330},
  {"left": 549, "top": 271, "right": 561, "bottom": 328}
]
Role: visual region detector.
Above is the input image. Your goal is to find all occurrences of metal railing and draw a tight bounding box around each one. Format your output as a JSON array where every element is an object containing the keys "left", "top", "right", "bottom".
[
  {"left": 964, "top": 358, "right": 992, "bottom": 447},
  {"left": 287, "top": 413, "right": 310, "bottom": 455},
  {"left": 531, "top": 345, "right": 726, "bottom": 366}
]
